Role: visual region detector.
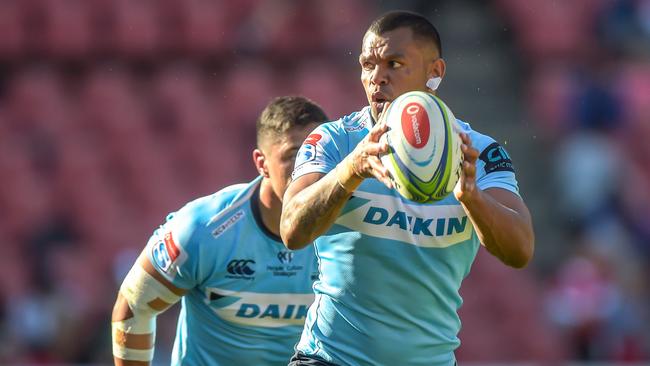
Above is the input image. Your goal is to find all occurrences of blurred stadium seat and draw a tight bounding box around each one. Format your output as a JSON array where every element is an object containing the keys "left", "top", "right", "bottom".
[
  {"left": 38, "top": 0, "right": 94, "bottom": 58},
  {"left": 0, "top": 0, "right": 27, "bottom": 58}
]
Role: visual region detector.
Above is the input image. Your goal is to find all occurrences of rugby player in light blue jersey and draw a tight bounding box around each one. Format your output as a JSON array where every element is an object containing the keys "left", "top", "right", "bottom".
[
  {"left": 281, "top": 11, "right": 535, "bottom": 366},
  {"left": 111, "top": 96, "right": 328, "bottom": 366}
]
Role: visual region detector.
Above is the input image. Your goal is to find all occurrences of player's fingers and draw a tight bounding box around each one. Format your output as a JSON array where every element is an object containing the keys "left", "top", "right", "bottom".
[
  {"left": 463, "top": 172, "right": 477, "bottom": 191},
  {"left": 368, "top": 162, "right": 393, "bottom": 189},
  {"left": 364, "top": 140, "right": 389, "bottom": 156},
  {"left": 461, "top": 143, "right": 479, "bottom": 163},
  {"left": 368, "top": 122, "right": 389, "bottom": 142},
  {"left": 367, "top": 156, "right": 389, "bottom": 177},
  {"left": 462, "top": 160, "right": 476, "bottom": 180},
  {"left": 459, "top": 132, "right": 473, "bottom": 147}
]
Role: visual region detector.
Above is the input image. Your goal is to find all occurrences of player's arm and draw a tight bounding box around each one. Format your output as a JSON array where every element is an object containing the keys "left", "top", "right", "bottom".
[
  {"left": 112, "top": 252, "right": 187, "bottom": 366},
  {"left": 281, "top": 122, "right": 392, "bottom": 249},
  {"left": 455, "top": 133, "right": 535, "bottom": 268}
]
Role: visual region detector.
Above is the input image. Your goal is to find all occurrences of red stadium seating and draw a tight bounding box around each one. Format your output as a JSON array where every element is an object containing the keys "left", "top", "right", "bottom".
[
  {"left": 0, "top": 0, "right": 27, "bottom": 58},
  {"left": 38, "top": 0, "right": 94, "bottom": 58}
]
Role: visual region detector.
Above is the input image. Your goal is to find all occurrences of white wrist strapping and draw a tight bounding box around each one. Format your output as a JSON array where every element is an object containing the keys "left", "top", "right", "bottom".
[
  {"left": 111, "top": 325, "right": 155, "bottom": 362},
  {"left": 112, "top": 264, "right": 182, "bottom": 361}
]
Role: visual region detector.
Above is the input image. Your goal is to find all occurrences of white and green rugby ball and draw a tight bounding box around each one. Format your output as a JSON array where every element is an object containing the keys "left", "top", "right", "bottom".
[{"left": 380, "top": 91, "right": 462, "bottom": 203}]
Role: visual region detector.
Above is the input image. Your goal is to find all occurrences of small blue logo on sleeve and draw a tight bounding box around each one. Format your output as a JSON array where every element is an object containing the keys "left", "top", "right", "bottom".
[
  {"left": 152, "top": 241, "right": 172, "bottom": 272},
  {"left": 302, "top": 144, "right": 316, "bottom": 162},
  {"left": 479, "top": 142, "right": 514, "bottom": 174}
]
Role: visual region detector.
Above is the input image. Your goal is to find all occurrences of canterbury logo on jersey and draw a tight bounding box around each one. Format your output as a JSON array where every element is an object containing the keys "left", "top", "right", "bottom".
[
  {"left": 335, "top": 191, "right": 473, "bottom": 248},
  {"left": 205, "top": 288, "right": 314, "bottom": 327},
  {"left": 227, "top": 259, "right": 255, "bottom": 276}
]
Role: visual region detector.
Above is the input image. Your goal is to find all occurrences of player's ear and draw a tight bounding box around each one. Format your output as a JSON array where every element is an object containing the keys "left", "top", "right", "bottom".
[
  {"left": 429, "top": 57, "right": 446, "bottom": 79},
  {"left": 426, "top": 58, "right": 446, "bottom": 91},
  {"left": 253, "top": 149, "right": 269, "bottom": 178}
]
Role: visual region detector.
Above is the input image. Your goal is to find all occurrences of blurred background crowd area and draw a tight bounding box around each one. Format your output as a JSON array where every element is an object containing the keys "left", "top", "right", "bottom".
[{"left": 0, "top": 0, "right": 648, "bottom": 364}]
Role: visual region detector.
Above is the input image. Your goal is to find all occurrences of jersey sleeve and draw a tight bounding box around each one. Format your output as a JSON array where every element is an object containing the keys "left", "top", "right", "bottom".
[
  {"left": 292, "top": 124, "right": 343, "bottom": 181},
  {"left": 473, "top": 136, "right": 520, "bottom": 195},
  {"left": 145, "top": 205, "right": 201, "bottom": 290}
]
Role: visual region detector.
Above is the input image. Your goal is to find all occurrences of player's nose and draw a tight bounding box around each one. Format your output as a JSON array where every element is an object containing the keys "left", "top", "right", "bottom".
[{"left": 370, "top": 65, "right": 389, "bottom": 86}]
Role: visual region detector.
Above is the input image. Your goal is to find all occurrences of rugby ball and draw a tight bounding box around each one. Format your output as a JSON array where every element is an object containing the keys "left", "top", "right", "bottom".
[{"left": 380, "top": 91, "right": 462, "bottom": 203}]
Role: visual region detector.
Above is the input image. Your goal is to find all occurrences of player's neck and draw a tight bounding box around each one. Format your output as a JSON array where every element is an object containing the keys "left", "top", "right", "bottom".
[{"left": 257, "top": 179, "right": 283, "bottom": 238}]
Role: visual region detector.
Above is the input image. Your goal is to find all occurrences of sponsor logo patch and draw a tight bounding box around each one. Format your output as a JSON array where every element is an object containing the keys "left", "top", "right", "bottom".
[
  {"left": 335, "top": 191, "right": 473, "bottom": 248},
  {"left": 268, "top": 250, "right": 304, "bottom": 277},
  {"left": 149, "top": 228, "right": 188, "bottom": 277},
  {"left": 212, "top": 210, "right": 245, "bottom": 238},
  {"left": 301, "top": 144, "right": 317, "bottom": 162},
  {"left": 479, "top": 142, "right": 514, "bottom": 174},
  {"left": 163, "top": 232, "right": 179, "bottom": 261},
  {"left": 204, "top": 288, "right": 315, "bottom": 327},
  {"left": 277, "top": 251, "right": 294, "bottom": 264},
  {"left": 152, "top": 239, "right": 173, "bottom": 273},
  {"left": 304, "top": 133, "right": 322, "bottom": 146},
  {"left": 344, "top": 121, "right": 366, "bottom": 132}
]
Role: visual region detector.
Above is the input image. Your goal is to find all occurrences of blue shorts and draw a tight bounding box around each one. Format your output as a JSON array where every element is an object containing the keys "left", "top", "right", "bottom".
[
  {"left": 288, "top": 351, "right": 458, "bottom": 366},
  {"left": 288, "top": 352, "right": 339, "bottom": 366}
]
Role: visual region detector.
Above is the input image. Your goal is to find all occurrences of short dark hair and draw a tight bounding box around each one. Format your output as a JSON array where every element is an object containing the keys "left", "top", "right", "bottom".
[
  {"left": 256, "top": 96, "right": 328, "bottom": 148},
  {"left": 366, "top": 11, "right": 442, "bottom": 57}
]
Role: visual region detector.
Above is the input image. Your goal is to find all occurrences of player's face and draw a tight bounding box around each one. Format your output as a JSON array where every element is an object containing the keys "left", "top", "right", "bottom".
[
  {"left": 264, "top": 124, "right": 320, "bottom": 200},
  {"left": 360, "top": 27, "right": 440, "bottom": 121}
]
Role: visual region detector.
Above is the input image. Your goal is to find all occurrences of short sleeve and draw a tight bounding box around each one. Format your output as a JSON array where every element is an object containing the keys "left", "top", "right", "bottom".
[
  {"left": 475, "top": 141, "right": 520, "bottom": 195},
  {"left": 145, "top": 207, "right": 200, "bottom": 289},
  {"left": 292, "top": 124, "right": 342, "bottom": 180}
]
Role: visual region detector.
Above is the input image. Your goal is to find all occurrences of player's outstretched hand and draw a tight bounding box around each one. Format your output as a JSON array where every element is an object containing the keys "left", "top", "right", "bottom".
[
  {"left": 347, "top": 105, "right": 393, "bottom": 189},
  {"left": 454, "top": 132, "right": 480, "bottom": 202}
]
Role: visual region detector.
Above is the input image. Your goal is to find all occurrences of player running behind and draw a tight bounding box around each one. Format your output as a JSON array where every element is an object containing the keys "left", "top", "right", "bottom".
[{"left": 112, "top": 96, "right": 328, "bottom": 365}]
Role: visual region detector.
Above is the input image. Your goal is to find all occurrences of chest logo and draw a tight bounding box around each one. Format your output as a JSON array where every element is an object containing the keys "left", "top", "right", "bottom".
[
  {"left": 277, "top": 251, "right": 294, "bottom": 264},
  {"left": 226, "top": 259, "right": 255, "bottom": 280}
]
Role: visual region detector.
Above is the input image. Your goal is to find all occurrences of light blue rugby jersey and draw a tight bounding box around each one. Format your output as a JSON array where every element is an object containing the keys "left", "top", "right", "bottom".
[
  {"left": 292, "top": 106, "right": 519, "bottom": 366},
  {"left": 145, "top": 176, "right": 319, "bottom": 366}
]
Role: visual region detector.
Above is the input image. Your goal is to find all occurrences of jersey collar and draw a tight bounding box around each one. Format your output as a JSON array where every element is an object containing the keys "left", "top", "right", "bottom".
[{"left": 250, "top": 182, "right": 283, "bottom": 243}]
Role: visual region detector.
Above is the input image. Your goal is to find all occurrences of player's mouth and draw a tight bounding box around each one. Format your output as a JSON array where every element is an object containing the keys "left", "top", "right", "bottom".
[{"left": 372, "top": 92, "right": 390, "bottom": 116}]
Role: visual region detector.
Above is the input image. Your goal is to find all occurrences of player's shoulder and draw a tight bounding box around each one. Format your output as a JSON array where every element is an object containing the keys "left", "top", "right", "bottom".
[
  {"left": 147, "top": 179, "right": 260, "bottom": 281},
  {"left": 340, "top": 106, "right": 372, "bottom": 134},
  {"left": 457, "top": 119, "right": 516, "bottom": 176},
  {"left": 315, "top": 106, "right": 372, "bottom": 139},
  {"left": 166, "top": 179, "right": 258, "bottom": 234},
  {"left": 456, "top": 119, "right": 499, "bottom": 152}
]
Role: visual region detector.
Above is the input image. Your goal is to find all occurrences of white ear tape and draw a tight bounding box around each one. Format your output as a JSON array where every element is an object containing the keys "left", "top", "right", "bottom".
[{"left": 426, "top": 76, "right": 442, "bottom": 91}]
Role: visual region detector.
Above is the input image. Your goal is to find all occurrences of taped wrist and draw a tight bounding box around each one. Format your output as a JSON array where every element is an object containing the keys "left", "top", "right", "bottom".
[{"left": 112, "top": 264, "right": 182, "bottom": 362}]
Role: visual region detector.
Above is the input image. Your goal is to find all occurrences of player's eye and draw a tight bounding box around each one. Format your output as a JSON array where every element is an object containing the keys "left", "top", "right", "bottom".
[
  {"left": 284, "top": 148, "right": 300, "bottom": 161},
  {"left": 362, "top": 61, "right": 375, "bottom": 71},
  {"left": 389, "top": 60, "right": 403, "bottom": 69}
]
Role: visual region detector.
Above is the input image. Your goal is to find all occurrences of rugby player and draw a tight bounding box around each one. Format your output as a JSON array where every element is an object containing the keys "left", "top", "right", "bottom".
[
  {"left": 281, "top": 11, "right": 535, "bottom": 366},
  {"left": 111, "top": 96, "right": 328, "bottom": 365}
]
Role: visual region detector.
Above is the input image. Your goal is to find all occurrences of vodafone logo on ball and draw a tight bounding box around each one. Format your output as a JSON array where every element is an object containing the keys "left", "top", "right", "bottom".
[{"left": 401, "top": 102, "right": 430, "bottom": 149}]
